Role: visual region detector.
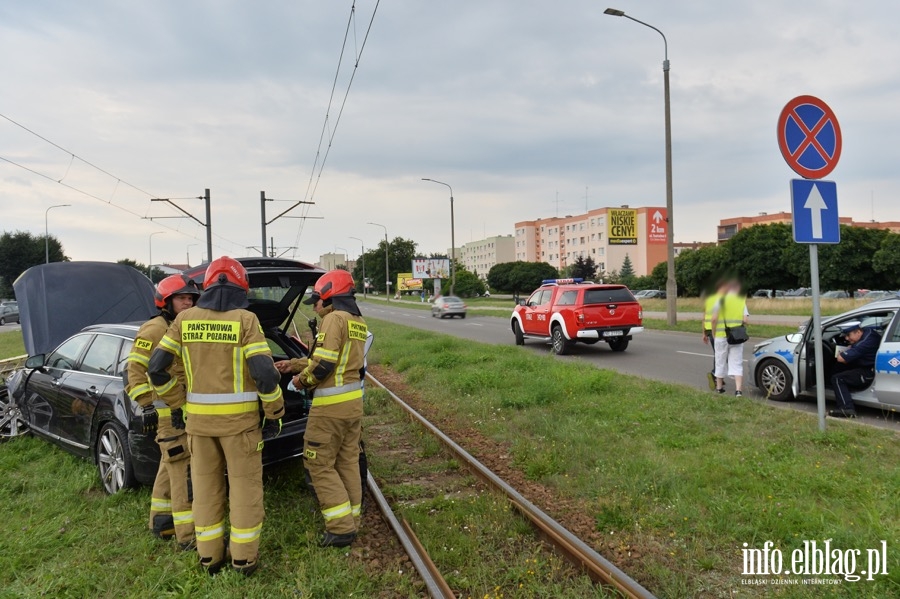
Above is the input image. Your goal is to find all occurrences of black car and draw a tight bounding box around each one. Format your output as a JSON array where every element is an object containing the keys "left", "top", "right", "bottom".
[
  {"left": 0, "top": 301, "right": 19, "bottom": 325},
  {"left": 4, "top": 258, "right": 325, "bottom": 494}
]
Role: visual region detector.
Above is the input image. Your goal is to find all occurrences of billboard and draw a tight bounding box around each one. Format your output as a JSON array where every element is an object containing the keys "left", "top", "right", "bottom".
[
  {"left": 396, "top": 273, "right": 423, "bottom": 292},
  {"left": 412, "top": 259, "right": 450, "bottom": 279},
  {"left": 647, "top": 208, "right": 667, "bottom": 244},
  {"left": 608, "top": 209, "right": 637, "bottom": 245}
]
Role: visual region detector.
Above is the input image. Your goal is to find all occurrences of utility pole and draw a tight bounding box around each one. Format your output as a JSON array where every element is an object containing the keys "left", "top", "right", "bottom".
[
  {"left": 150, "top": 189, "right": 213, "bottom": 264},
  {"left": 260, "top": 191, "right": 319, "bottom": 259}
]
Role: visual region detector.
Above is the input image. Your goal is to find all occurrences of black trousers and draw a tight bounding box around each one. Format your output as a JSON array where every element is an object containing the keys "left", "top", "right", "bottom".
[{"left": 830, "top": 366, "right": 874, "bottom": 412}]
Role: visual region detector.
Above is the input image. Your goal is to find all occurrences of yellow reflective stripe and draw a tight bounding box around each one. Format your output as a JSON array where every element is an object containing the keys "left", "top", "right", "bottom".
[
  {"left": 158, "top": 335, "right": 181, "bottom": 354},
  {"left": 351, "top": 503, "right": 361, "bottom": 517},
  {"left": 335, "top": 343, "right": 351, "bottom": 387},
  {"left": 259, "top": 388, "right": 283, "bottom": 403},
  {"left": 127, "top": 352, "right": 149, "bottom": 367},
  {"left": 185, "top": 401, "right": 259, "bottom": 415},
  {"left": 173, "top": 510, "right": 193, "bottom": 525},
  {"left": 196, "top": 522, "right": 225, "bottom": 541},
  {"left": 183, "top": 348, "right": 194, "bottom": 390},
  {"left": 151, "top": 497, "right": 172, "bottom": 511},
  {"left": 153, "top": 377, "right": 177, "bottom": 396},
  {"left": 128, "top": 383, "right": 151, "bottom": 402},
  {"left": 157, "top": 407, "right": 172, "bottom": 417},
  {"left": 243, "top": 341, "right": 269, "bottom": 358},
  {"left": 314, "top": 348, "right": 339, "bottom": 361},
  {"left": 311, "top": 388, "right": 363, "bottom": 407},
  {"left": 322, "top": 501, "right": 352, "bottom": 522},
  {"left": 230, "top": 523, "right": 262, "bottom": 544},
  {"left": 233, "top": 347, "right": 243, "bottom": 394}
]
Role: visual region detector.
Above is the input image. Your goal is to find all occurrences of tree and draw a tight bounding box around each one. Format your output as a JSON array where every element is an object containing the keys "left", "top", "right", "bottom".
[
  {"left": 569, "top": 255, "right": 597, "bottom": 281},
  {"left": 116, "top": 258, "right": 166, "bottom": 284},
  {"left": 488, "top": 261, "right": 558, "bottom": 301},
  {"left": 354, "top": 237, "right": 418, "bottom": 294},
  {"left": 619, "top": 254, "right": 635, "bottom": 287},
  {"left": 670, "top": 244, "right": 727, "bottom": 297},
  {"left": 785, "top": 225, "right": 890, "bottom": 293},
  {"left": 725, "top": 223, "right": 795, "bottom": 292},
  {"left": 0, "top": 230, "right": 69, "bottom": 297},
  {"left": 452, "top": 267, "right": 486, "bottom": 297},
  {"left": 872, "top": 232, "right": 900, "bottom": 289}
]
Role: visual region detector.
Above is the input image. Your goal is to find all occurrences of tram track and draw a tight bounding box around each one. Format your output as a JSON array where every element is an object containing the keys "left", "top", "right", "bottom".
[{"left": 364, "top": 372, "right": 656, "bottom": 599}]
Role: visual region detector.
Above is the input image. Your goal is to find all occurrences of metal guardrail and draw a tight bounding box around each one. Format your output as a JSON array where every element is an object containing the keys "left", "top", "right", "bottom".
[{"left": 0, "top": 355, "right": 27, "bottom": 385}]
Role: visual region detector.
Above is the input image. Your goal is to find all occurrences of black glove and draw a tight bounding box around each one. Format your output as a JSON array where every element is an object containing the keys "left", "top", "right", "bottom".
[
  {"left": 141, "top": 405, "right": 158, "bottom": 433},
  {"left": 171, "top": 407, "right": 186, "bottom": 430},
  {"left": 261, "top": 418, "right": 282, "bottom": 440}
]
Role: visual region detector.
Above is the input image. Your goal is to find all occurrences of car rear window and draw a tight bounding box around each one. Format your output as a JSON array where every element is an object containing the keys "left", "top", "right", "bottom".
[{"left": 583, "top": 287, "right": 636, "bottom": 305}]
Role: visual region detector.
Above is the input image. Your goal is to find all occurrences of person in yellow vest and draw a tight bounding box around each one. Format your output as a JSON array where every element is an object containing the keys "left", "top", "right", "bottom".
[
  {"left": 701, "top": 281, "right": 727, "bottom": 391},
  {"left": 124, "top": 274, "right": 200, "bottom": 548},
  {"left": 148, "top": 257, "right": 284, "bottom": 576},
  {"left": 274, "top": 269, "right": 367, "bottom": 548},
  {"left": 710, "top": 279, "right": 750, "bottom": 396}
]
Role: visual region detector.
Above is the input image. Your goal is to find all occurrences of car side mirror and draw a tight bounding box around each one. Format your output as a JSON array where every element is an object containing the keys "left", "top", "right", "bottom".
[
  {"left": 518, "top": 299, "right": 526, "bottom": 306},
  {"left": 786, "top": 333, "right": 802, "bottom": 344},
  {"left": 25, "top": 354, "right": 46, "bottom": 369}
]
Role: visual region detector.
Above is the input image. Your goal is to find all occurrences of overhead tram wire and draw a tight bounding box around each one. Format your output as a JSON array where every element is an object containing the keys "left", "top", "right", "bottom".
[
  {"left": 0, "top": 114, "right": 247, "bottom": 254},
  {"left": 290, "top": 0, "right": 381, "bottom": 256}
]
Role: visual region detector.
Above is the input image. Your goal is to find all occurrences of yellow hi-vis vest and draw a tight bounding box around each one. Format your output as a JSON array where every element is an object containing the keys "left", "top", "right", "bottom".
[{"left": 714, "top": 293, "right": 746, "bottom": 339}]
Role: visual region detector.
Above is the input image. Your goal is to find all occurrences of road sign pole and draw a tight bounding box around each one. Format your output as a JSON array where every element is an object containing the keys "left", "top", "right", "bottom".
[{"left": 809, "top": 244, "right": 827, "bottom": 432}]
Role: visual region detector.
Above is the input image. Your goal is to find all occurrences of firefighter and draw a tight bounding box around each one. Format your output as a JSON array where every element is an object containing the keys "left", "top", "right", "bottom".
[
  {"left": 148, "top": 257, "right": 284, "bottom": 576},
  {"left": 123, "top": 273, "right": 200, "bottom": 548},
  {"left": 274, "top": 269, "right": 367, "bottom": 548}
]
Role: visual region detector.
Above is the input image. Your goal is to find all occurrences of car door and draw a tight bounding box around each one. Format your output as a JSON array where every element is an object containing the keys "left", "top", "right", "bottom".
[
  {"left": 24, "top": 333, "right": 93, "bottom": 438},
  {"left": 58, "top": 333, "right": 125, "bottom": 449},
  {"left": 522, "top": 289, "right": 552, "bottom": 336},
  {"left": 872, "top": 312, "right": 900, "bottom": 406}
]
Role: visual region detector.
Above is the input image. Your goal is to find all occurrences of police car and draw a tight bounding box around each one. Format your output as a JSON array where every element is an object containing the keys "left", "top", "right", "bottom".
[
  {"left": 751, "top": 296, "right": 900, "bottom": 411},
  {"left": 511, "top": 278, "right": 643, "bottom": 355}
]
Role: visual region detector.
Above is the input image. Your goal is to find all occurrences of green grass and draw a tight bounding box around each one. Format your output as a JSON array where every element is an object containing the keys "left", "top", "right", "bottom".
[
  {"left": 643, "top": 318, "right": 799, "bottom": 340},
  {"left": 366, "top": 318, "right": 900, "bottom": 598}
]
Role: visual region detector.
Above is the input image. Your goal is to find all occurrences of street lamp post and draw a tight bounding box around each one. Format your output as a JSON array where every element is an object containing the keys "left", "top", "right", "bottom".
[
  {"left": 421, "top": 178, "right": 456, "bottom": 296},
  {"left": 367, "top": 222, "right": 390, "bottom": 301},
  {"left": 44, "top": 204, "right": 71, "bottom": 263},
  {"left": 149, "top": 232, "right": 165, "bottom": 282},
  {"left": 186, "top": 243, "right": 199, "bottom": 266},
  {"left": 604, "top": 7, "right": 677, "bottom": 325},
  {"left": 349, "top": 236, "right": 366, "bottom": 297},
  {"left": 335, "top": 246, "right": 348, "bottom": 270}
]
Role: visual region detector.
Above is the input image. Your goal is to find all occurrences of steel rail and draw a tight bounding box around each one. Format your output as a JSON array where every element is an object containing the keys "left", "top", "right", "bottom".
[
  {"left": 366, "top": 472, "right": 456, "bottom": 598},
  {"left": 367, "top": 373, "right": 657, "bottom": 599}
]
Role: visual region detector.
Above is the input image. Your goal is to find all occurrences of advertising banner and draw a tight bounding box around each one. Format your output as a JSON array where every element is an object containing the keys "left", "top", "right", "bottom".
[
  {"left": 412, "top": 259, "right": 450, "bottom": 279},
  {"left": 608, "top": 209, "right": 637, "bottom": 245}
]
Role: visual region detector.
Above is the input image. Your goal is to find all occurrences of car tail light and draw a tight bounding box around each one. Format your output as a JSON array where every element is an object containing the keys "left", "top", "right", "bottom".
[
  {"left": 638, "top": 308, "right": 643, "bottom": 319},
  {"left": 576, "top": 311, "right": 584, "bottom": 325}
]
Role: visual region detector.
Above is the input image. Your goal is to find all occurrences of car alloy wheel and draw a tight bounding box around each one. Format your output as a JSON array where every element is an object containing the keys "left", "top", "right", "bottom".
[
  {"left": 551, "top": 326, "right": 571, "bottom": 355},
  {"left": 756, "top": 359, "right": 792, "bottom": 402},
  {"left": 0, "top": 389, "right": 29, "bottom": 438},
  {"left": 96, "top": 421, "right": 136, "bottom": 494}
]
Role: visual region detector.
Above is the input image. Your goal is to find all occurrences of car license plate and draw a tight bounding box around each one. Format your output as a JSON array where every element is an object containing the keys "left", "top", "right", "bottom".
[{"left": 603, "top": 330, "right": 624, "bottom": 337}]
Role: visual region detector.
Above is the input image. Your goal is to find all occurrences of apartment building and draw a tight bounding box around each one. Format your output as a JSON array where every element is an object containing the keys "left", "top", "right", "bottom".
[
  {"left": 514, "top": 206, "right": 667, "bottom": 276},
  {"left": 718, "top": 212, "right": 900, "bottom": 242},
  {"left": 460, "top": 235, "right": 515, "bottom": 278}
]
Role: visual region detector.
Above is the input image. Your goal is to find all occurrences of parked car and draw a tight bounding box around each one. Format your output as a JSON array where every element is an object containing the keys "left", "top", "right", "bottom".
[
  {"left": 511, "top": 278, "right": 643, "bottom": 354},
  {"left": 4, "top": 258, "right": 327, "bottom": 494},
  {"left": 783, "top": 287, "right": 812, "bottom": 298},
  {"left": 863, "top": 290, "right": 895, "bottom": 301},
  {"left": 821, "top": 290, "right": 849, "bottom": 299},
  {"left": 0, "top": 301, "right": 18, "bottom": 325},
  {"left": 431, "top": 295, "right": 467, "bottom": 318},
  {"left": 638, "top": 290, "right": 666, "bottom": 299},
  {"left": 750, "top": 296, "right": 900, "bottom": 408}
]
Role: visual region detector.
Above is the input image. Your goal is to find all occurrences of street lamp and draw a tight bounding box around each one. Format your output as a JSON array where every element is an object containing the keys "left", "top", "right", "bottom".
[
  {"left": 349, "top": 236, "right": 366, "bottom": 297},
  {"left": 367, "top": 222, "right": 390, "bottom": 301},
  {"left": 604, "top": 7, "right": 677, "bottom": 325},
  {"left": 186, "top": 243, "right": 199, "bottom": 266},
  {"left": 44, "top": 204, "right": 71, "bottom": 263},
  {"left": 421, "top": 178, "right": 456, "bottom": 296},
  {"left": 149, "top": 232, "right": 165, "bottom": 281}
]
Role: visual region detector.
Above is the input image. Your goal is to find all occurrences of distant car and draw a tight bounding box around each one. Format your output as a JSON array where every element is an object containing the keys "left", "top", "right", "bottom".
[
  {"left": 783, "top": 287, "right": 812, "bottom": 298},
  {"left": 431, "top": 295, "right": 467, "bottom": 319},
  {"left": 638, "top": 290, "right": 666, "bottom": 299},
  {"left": 751, "top": 296, "right": 900, "bottom": 407},
  {"left": 821, "top": 290, "right": 849, "bottom": 299},
  {"left": 0, "top": 301, "right": 18, "bottom": 325},
  {"left": 863, "top": 290, "right": 895, "bottom": 301},
  {"left": 4, "top": 258, "right": 330, "bottom": 494}
]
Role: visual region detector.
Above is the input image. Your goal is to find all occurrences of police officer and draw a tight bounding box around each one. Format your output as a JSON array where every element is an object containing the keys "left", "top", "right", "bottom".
[
  {"left": 275, "top": 269, "right": 367, "bottom": 548},
  {"left": 148, "top": 256, "right": 284, "bottom": 576},
  {"left": 828, "top": 321, "right": 880, "bottom": 418},
  {"left": 124, "top": 274, "right": 200, "bottom": 548}
]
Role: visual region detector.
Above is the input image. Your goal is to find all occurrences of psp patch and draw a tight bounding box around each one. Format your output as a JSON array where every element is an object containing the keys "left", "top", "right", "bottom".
[
  {"left": 135, "top": 338, "right": 153, "bottom": 351},
  {"left": 304, "top": 448, "right": 317, "bottom": 460},
  {"left": 316, "top": 332, "right": 326, "bottom": 346}
]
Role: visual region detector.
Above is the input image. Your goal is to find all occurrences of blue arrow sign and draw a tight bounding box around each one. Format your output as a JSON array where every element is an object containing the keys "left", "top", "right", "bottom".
[{"left": 790, "top": 179, "right": 840, "bottom": 244}]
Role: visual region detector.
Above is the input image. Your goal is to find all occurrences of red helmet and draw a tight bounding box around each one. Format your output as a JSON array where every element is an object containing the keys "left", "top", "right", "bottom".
[
  {"left": 154, "top": 274, "right": 201, "bottom": 308},
  {"left": 304, "top": 269, "right": 355, "bottom": 304},
  {"left": 204, "top": 256, "right": 249, "bottom": 291}
]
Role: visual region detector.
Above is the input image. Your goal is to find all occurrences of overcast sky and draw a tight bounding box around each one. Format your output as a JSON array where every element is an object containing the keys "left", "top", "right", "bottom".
[{"left": 2, "top": 1, "right": 899, "bottom": 268}]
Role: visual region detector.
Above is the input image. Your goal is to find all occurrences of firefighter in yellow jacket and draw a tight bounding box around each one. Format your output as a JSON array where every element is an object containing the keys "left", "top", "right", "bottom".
[
  {"left": 148, "top": 257, "right": 284, "bottom": 576},
  {"left": 274, "top": 269, "right": 367, "bottom": 548},
  {"left": 124, "top": 274, "right": 200, "bottom": 548}
]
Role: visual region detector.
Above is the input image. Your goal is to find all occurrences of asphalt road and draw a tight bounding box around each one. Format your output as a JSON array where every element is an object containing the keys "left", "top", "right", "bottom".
[{"left": 361, "top": 299, "right": 900, "bottom": 432}]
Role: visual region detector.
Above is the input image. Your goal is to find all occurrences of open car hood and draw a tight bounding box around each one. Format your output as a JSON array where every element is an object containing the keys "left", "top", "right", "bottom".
[
  {"left": 182, "top": 257, "right": 325, "bottom": 329},
  {"left": 13, "top": 262, "right": 157, "bottom": 356}
]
